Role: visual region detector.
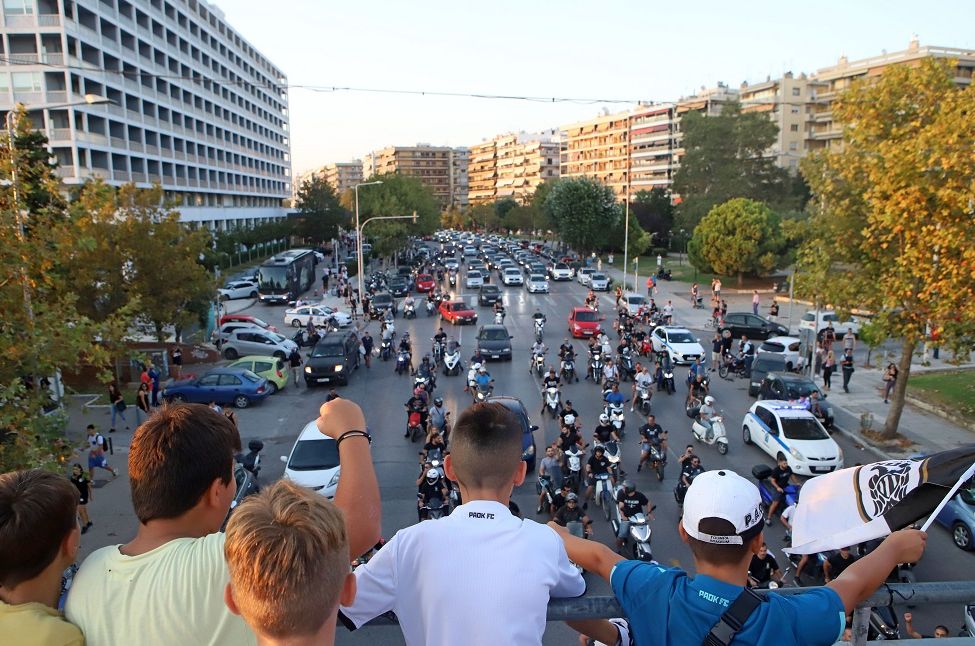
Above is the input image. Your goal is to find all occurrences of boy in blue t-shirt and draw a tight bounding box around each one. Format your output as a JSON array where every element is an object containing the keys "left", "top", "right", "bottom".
[{"left": 551, "top": 469, "right": 927, "bottom": 646}]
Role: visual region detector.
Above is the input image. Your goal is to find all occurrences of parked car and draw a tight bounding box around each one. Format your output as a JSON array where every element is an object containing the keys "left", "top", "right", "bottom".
[
  {"left": 798, "top": 310, "right": 861, "bottom": 337},
  {"left": 502, "top": 267, "right": 524, "bottom": 286},
  {"left": 589, "top": 273, "right": 610, "bottom": 291},
  {"left": 742, "top": 400, "right": 843, "bottom": 476},
  {"left": 217, "top": 314, "right": 277, "bottom": 333},
  {"left": 218, "top": 280, "right": 259, "bottom": 301},
  {"left": 934, "top": 484, "right": 975, "bottom": 550},
  {"left": 568, "top": 307, "right": 602, "bottom": 338},
  {"left": 304, "top": 331, "right": 360, "bottom": 386},
  {"left": 487, "top": 396, "right": 539, "bottom": 472},
  {"left": 757, "top": 372, "right": 835, "bottom": 428},
  {"left": 476, "top": 324, "right": 513, "bottom": 360},
  {"left": 369, "top": 292, "right": 397, "bottom": 318},
  {"left": 162, "top": 367, "right": 270, "bottom": 409},
  {"left": 549, "top": 262, "right": 573, "bottom": 281},
  {"left": 284, "top": 305, "right": 352, "bottom": 329},
  {"left": 526, "top": 274, "right": 549, "bottom": 294},
  {"left": 719, "top": 313, "right": 789, "bottom": 341},
  {"left": 220, "top": 328, "right": 298, "bottom": 361},
  {"left": 478, "top": 284, "right": 502, "bottom": 306},
  {"left": 748, "top": 353, "right": 790, "bottom": 396},
  {"left": 650, "top": 326, "right": 705, "bottom": 365},
  {"left": 757, "top": 336, "right": 802, "bottom": 371},
  {"left": 466, "top": 270, "right": 485, "bottom": 289},
  {"left": 576, "top": 267, "right": 595, "bottom": 286},
  {"left": 280, "top": 420, "right": 341, "bottom": 499},
  {"left": 227, "top": 355, "right": 288, "bottom": 394},
  {"left": 439, "top": 299, "right": 478, "bottom": 325}
]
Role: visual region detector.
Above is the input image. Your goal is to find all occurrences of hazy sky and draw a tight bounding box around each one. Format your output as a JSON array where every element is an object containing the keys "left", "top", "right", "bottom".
[{"left": 212, "top": 0, "right": 974, "bottom": 174}]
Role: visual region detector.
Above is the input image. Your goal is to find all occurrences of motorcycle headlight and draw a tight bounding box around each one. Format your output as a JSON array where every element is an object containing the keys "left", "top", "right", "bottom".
[
  {"left": 304, "top": 366, "right": 312, "bottom": 373},
  {"left": 524, "top": 444, "right": 535, "bottom": 457},
  {"left": 790, "top": 447, "right": 804, "bottom": 461}
]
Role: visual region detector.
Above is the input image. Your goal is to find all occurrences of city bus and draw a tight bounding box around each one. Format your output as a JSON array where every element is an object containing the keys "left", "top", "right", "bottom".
[{"left": 257, "top": 249, "right": 316, "bottom": 304}]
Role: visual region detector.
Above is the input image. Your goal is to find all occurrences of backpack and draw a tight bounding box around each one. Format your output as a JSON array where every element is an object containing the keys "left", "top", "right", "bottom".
[{"left": 97, "top": 434, "right": 108, "bottom": 451}]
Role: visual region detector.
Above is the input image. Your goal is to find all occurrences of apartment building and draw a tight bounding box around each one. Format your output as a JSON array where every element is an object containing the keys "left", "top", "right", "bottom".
[
  {"left": 362, "top": 144, "right": 463, "bottom": 207},
  {"left": 466, "top": 131, "right": 560, "bottom": 205},
  {"left": 320, "top": 161, "right": 362, "bottom": 195},
  {"left": 0, "top": 0, "right": 292, "bottom": 231},
  {"left": 448, "top": 146, "right": 468, "bottom": 210},
  {"left": 560, "top": 111, "right": 631, "bottom": 199},
  {"left": 806, "top": 39, "right": 975, "bottom": 152},
  {"left": 628, "top": 103, "right": 678, "bottom": 192},
  {"left": 467, "top": 138, "right": 497, "bottom": 204},
  {"left": 738, "top": 73, "right": 810, "bottom": 171}
]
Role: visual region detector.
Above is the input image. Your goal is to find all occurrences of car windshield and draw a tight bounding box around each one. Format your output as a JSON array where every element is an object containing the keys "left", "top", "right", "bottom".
[
  {"left": 591, "top": 274, "right": 606, "bottom": 281},
  {"left": 311, "top": 343, "right": 344, "bottom": 358},
  {"left": 530, "top": 275, "right": 545, "bottom": 281},
  {"left": 668, "top": 331, "right": 696, "bottom": 343},
  {"left": 241, "top": 370, "right": 261, "bottom": 383},
  {"left": 288, "top": 439, "right": 340, "bottom": 471},
  {"left": 481, "top": 328, "right": 509, "bottom": 341},
  {"left": 469, "top": 271, "right": 481, "bottom": 277},
  {"left": 627, "top": 296, "right": 646, "bottom": 305},
  {"left": 257, "top": 266, "right": 290, "bottom": 291},
  {"left": 504, "top": 268, "right": 519, "bottom": 274},
  {"left": 783, "top": 381, "right": 820, "bottom": 398},
  {"left": 555, "top": 263, "right": 568, "bottom": 270},
  {"left": 482, "top": 286, "right": 499, "bottom": 293},
  {"left": 780, "top": 417, "right": 829, "bottom": 440},
  {"left": 267, "top": 332, "right": 286, "bottom": 344},
  {"left": 762, "top": 343, "right": 784, "bottom": 352},
  {"left": 373, "top": 295, "right": 391, "bottom": 304},
  {"left": 575, "top": 310, "right": 598, "bottom": 322}
]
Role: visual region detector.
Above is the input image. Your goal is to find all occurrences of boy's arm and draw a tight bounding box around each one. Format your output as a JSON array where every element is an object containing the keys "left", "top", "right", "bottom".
[
  {"left": 827, "top": 529, "right": 926, "bottom": 614},
  {"left": 316, "top": 399, "right": 381, "bottom": 559},
  {"left": 549, "top": 521, "right": 623, "bottom": 582}
]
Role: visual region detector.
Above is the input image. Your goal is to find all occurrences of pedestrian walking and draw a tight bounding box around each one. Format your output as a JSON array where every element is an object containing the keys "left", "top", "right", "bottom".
[
  {"left": 362, "top": 293, "right": 371, "bottom": 320},
  {"left": 288, "top": 347, "right": 302, "bottom": 387},
  {"left": 70, "top": 463, "right": 94, "bottom": 533},
  {"left": 843, "top": 327, "right": 856, "bottom": 354},
  {"left": 711, "top": 333, "right": 722, "bottom": 372},
  {"left": 713, "top": 277, "right": 722, "bottom": 299},
  {"left": 135, "top": 382, "right": 151, "bottom": 426},
  {"left": 752, "top": 290, "right": 760, "bottom": 315},
  {"left": 840, "top": 348, "right": 855, "bottom": 393},
  {"left": 169, "top": 345, "right": 183, "bottom": 379},
  {"left": 361, "top": 331, "right": 374, "bottom": 368},
  {"left": 107, "top": 381, "right": 129, "bottom": 433},
  {"left": 350, "top": 295, "right": 358, "bottom": 320},
  {"left": 822, "top": 349, "right": 835, "bottom": 391},
  {"left": 814, "top": 342, "right": 825, "bottom": 377},
  {"left": 769, "top": 301, "right": 779, "bottom": 322},
  {"left": 147, "top": 362, "right": 161, "bottom": 406},
  {"left": 86, "top": 424, "right": 117, "bottom": 481},
  {"left": 646, "top": 275, "right": 653, "bottom": 297},
  {"left": 882, "top": 363, "right": 898, "bottom": 403}
]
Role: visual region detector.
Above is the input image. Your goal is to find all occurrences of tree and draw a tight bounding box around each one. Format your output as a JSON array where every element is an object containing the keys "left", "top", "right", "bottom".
[
  {"left": 494, "top": 196, "right": 518, "bottom": 220},
  {"left": 504, "top": 205, "right": 538, "bottom": 233},
  {"left": 797, "top": 57, "right": 975, "bottom": 438},
  {"left": 606, "top": 215, "right": 651, "bottom": 261},
  {"left": 440, "top": 207, "right": 468, "bottom": 230},
  {"left": 687, "top": 198, "right": 787, "bottom": 285},
  {"left": 631, "top": 189, "right": 674, "bottom": 246},
  {"left": 543, "top": 177, "right": 620, "bottom": 255},
  {"left": 469, "top": 202, "right": 500, "bottom": 232},
  {"left": 348, "top": 174, "right": 439, "bottom": 258},
  {"left": 856, "top": 319, "right": 888, "bottom": 369},
  {"left": 673, "top": 103, "right": 797, "bottom": 230},
  {"left": 293, "top": 174, "right": 347, "bottom": 243}
]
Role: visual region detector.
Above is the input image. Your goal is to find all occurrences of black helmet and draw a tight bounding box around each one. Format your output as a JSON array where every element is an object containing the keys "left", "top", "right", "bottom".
[
  {"left": 623, "top": 480, "right": 635, "bottom": 494},
  {"left": 434, "top": 397, "right": 443, "bottom": 406}
]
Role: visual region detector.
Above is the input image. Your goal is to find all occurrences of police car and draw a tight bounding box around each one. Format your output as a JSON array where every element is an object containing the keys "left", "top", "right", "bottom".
[
  {"left": 649, "top": 326, "right": 705, "bottom": 365},
  {"left": 742, "top": 401, "right": 843, "bottom": 476}
]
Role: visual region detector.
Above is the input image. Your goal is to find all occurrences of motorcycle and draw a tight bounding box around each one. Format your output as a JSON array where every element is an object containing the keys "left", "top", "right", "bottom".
[
  {"left": 661, "top": 368, "right": 676, "bottom": 394},
  {"left": 380, "top": 339, "right": 392, "bottom": 361},
  {"left": 407, "top": 411, "right": 424, "bottom": 442},
  {"left": 443, "top": 346, "right": 462, "bottom": 376},
  {"left": 602, "top": 440, "right": 623, "bottom": 481},
  {"left": 602, "top": 399, "right": 626, "bottom": 439},
  {"left": 564, "top": 446, "right": 584, "bottom": 493},
  {"left": 432, "top": 339, "right": 445, "bottom": 365},
  {"left": 561, "top": 357, "right": 579, "bottom": 383},
  {"left": 656, "top": 267, "right": 672, "bottom": 280},
  {"left": 611, "top": 492, "right": 655, "bottom": 562},
  {"left": 588, "top": 351, "right": 603, "bottom": 382},
  {"left": 395, "top": 350, "right": 410, "bottom": 375},
  {"left": 752, "top": 464, "right": 801, "bottom": 516},
  {"left": 426, "top": 299, "right": 435, "bottom": 316},
  {"left": 533, "top": 352, "right": 547, "bottom": 378},
  {"left": 636, "top": 384, "right": 653, "bottom": 415},
  {"left": 592, "top": 472, "right": 613, "bottom": 520},
  {"left": 618, "top": 350, "right": 635, "bottom": 382},
  {"left": 419, "top": 494, "right": 447, "bottom": 521},
  {"left": 403, "top": 302, "right": 417, "bottom": 319},
  {"left": 534, "top": 318, "right": 545, "bottom": 343},
  {"left": 690, "top": 411, "right": 729, "bottom": 455},
  {"left": 494, "top": 310, "right": 504, "bottom": 325},
  {"left": 473, "top": 381, "right": 494, "bottom": 404},
  {"left": 448, "top": 272, "right": 457, "bottom": 288},
  {"left": 718, "top": 352, "right": 749, "bottom": 380},
  {"left": 537, "top": 474, "right": 556, "bottom": 513},
  {"left": 674, "top": 468, "right": 702, "bottom": 510},
  {"left": 544, "top": 386, "right": 562, "bottom": 418},
  {"left": 413, "top": 372, "right": 434, "bottom": 394},
  {"left": 237, "top": 439, "right": 264, "bottom": 481},
  {"left": 646, "top": 442, "right": 666, "bottom": 481}
]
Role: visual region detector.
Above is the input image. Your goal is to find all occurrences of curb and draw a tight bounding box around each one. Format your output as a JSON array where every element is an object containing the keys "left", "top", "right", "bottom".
[{"left": 904, "top": 394, "right": 975, "bottom": 433}]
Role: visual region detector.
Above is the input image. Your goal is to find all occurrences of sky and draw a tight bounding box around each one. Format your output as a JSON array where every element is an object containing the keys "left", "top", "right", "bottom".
[{"left": 211, "top": 0, "right": 975, "bottom": 174}]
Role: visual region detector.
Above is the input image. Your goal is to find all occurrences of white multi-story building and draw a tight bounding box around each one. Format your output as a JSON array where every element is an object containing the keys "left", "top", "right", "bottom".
[{"left": 0, "top": 0, "right": 291, "bottom": 231}]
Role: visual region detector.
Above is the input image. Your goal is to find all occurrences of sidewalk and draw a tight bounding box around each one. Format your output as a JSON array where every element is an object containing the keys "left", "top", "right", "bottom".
[{"left": 597, "top": 261, "right": 975, "bottom": 459}]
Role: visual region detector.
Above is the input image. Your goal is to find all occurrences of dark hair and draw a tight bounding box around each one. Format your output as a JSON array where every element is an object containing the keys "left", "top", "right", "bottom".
[
  {"left": 86, "top": 424, "right": 95, "bottom": 430},
  {"left": 450, "top": 403, "right": 523, "bottom": 489},
  {"left": 0, "top": 470, "right": 78, "bottom": 588},
  {"left": 686, "top": 517, "right": 763, "bottom": 567},
  {"left": 129, "top": 403, "right": 239, "bottom": 523}
]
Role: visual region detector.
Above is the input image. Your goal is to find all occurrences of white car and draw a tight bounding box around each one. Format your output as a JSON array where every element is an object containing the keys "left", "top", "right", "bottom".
[
  {"left": 757, "top": 336, "right": 802, "bottom": 371},
  {"left": 465, "top": 270, "right": 484, "bottom": 289},
  {"left": 623, "top": 292, "right": 648, "bottom": 317},
  {"left": 444, "top": 259, "right": 460, "bottom": 271},
  {"left": 502, "top": 267, "right": 524, "bottom": 286},
  {"left": 526, "top": 274, "right": 549, "bottom": 294},
  {"left": 577, "top": 267, "right": 595, "bottom": 286},
  {"left": 280, "top": 420, "right": 341, "bottom": 499},
  {"left": 650, "top": 326, "right": 705, "bottom": 365},
  {"left": 284, "top": 305, "right": 352, "bottom": 328},
  {"left": 218, "top": 280, "right": 259, "bottom": 301},
  {"left": 798, "top": 310, "right": 861, "bottom": 337},
  {"left": 589, "top": 273, "right": 610, "bottom": 291},
  {"left": 742, "top": 401, "right": 843, "bottom": 476},
  {"left": 549, "top": 262, "right": 573, "bottom": 281}
]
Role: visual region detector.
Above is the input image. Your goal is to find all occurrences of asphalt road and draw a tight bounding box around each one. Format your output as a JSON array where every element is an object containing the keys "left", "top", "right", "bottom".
[{"left": 208, "top": 263, "right": 971, "bottom": 644}]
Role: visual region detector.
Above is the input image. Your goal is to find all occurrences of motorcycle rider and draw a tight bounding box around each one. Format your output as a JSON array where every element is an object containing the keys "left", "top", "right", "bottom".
[
  {"left": 428, "top": 397, "right": 449, "bottom": 440},
  {"left": 615, "top": 480, "right": 651, "bottom": 554},
  {"left": 687, "top": 373, "right": 709, "bottom": 406},
  {"left": 637, "top": 414, "right": 667, "bottom": 473},
  {"left": 604, "top": 381, "right": 626, "bottom": 410},
  {"left": 404, "top": 387, "right": 429, "bottom": 437},
  {"left": 473, "top": 364, "right": 493, "bottom": 394},
  {"left": 631, "top": 363, "right": 654, "bottom": 412},
  {"left": 696, "top": 395, "right": 716, "bottom": 438},
  {"left": 529, "top": 339, "right": 548, "bottom": 373},
  {"left": 601, "top": 358, "right": 620, "bottom": 386},
  {"left": 416, "top": 467, "right": 448, "bottom": 521},
  {"left": 747, "top": 543, "right": 783, "bottom": 588},
  {"left": 403, "top": 293, "right": 416, "bottom": 313},
  {"left": 415, "top": 355, "right": 437, "bottom": 392},
  {"left": 593, "top": 413, "right": 621, "bottom": 446},
  {"left": 532, "top": 308, "right": 547, "bottom": 326},
  {"left": 536, "top": 446, "right": 564, "bottom": 515},
  {"left": 361, "top": 331, "right": 374, "bottom": 369},
  {"left": 766, "top": 455, "right": 800, "bottom": 524},
  {"left": 432, "top": 327, "right": 448, "bottom": 357},
  {"left": 421, "top": 430, "right": 448, "bottom": 462},
  {"left": 558, "top": 416, "right": 584, "bottom": 453},
  {"left": 492, "top": 299, "right": 506, "bottom": 322},
  {"left": 553, "top": 493, "right": 592, "bottom": 538},
  {"left": 585, "top": 290, "right": 597, "bottom": 310},
  {"left": 676, "top": 454, "right": 704, "bottom": 505},
  {"left": 583, "top": 445, "right": 614, "bottom": 508},
  {"left": 559, "top": 338, "right": 575, "bottom": 360},
  {"left": 541, "top": 367, "right": 561, "bottom": 414}
]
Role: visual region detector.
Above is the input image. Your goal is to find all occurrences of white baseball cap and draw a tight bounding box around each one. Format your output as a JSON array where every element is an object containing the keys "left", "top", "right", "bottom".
[{"left": 681, "top": 470, "right": 764, "bottom": 545}]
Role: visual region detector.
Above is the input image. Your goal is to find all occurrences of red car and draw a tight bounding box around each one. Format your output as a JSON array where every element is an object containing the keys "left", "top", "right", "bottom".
[
  {"left": 568, "top": 307, "right": 601, "bottom": 338},
  {"left": 439, "top": 300, "right": 478, "bottom": 325},
  {"left": 218, "top": 314, "right": 278, "bottom": 333},
  {"left": 415, "top": 273, "right": 436, "bottom": 293}
]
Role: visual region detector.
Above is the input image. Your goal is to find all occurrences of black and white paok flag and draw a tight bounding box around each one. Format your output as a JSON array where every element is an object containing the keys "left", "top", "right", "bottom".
[{"left": 786, "top": 446, "right": 975, "bottom": 555}]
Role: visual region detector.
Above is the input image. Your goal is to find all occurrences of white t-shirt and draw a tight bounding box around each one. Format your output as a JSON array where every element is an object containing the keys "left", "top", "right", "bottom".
[
  {"left": 782, "top": 504, "right": 796, "bottom": 525},
  {"left": 65, "top": 533, "right": 254, "bottom": 646},
  {"left": 340, "top": 500, "right": 584, "bottom": 645}
]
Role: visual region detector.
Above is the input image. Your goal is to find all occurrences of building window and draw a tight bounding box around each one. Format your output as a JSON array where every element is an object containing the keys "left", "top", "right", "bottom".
[
  {"left": 789, "top": 124, "right": 799, "bottom": 132},
  {"left": 3, "top": 0, "right": 33, "bottom": 14},
  {"left": 12, "top": 71, "right": 41, "bottom": 92},
  {"left": 791, "top": 87, "right": 801, "bottom": 96},
  {"left": 0, "top": 73, "right": 8, "bottom": 92},
  {"left": 788, "top": 142, "right": 798, "bottom": 151},
  {"left": 790, "top": 106, "right": 800, "bottom": 114}
]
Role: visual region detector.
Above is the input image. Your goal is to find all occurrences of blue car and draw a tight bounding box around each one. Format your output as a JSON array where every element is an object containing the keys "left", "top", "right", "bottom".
[
  {"left": 162, "top": 367, "right": 270, "bottom": 409},
  {"left": 487, "top": 396, "right": 539, "bottom": 473},
  {"left": 934, "top": 484, "right": 975, "bottom": 550}
]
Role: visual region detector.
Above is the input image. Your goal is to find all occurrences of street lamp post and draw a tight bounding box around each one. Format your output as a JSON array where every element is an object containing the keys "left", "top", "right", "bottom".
[
  {"left": 357, "top": 212, "right": 417, "bottom": 299},
  {"left": 622, "top": 195, "right": 630, "bottom": 291},
  {"left": 353, "top": 180, "right": 383, "bottom": 302}
]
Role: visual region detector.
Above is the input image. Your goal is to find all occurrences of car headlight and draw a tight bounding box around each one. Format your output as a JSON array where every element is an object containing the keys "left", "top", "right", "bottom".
[
  {"left": 836, "top": 447, "right": 844, "bottom": 463},
  {"left": 524, "top": 444, "right": 535, "bottom": 457},
  {"left": 327, "top": 470, "right": 340, "bottom": 488},
  {"left": 335, "top": 365, "right": 344, "bottom": 372},
  {"left": 304, "top": 366, "right": 312, "bottom": 373},
  {"left": 790, "top": 447, "right": 805, "bottom": 461}
]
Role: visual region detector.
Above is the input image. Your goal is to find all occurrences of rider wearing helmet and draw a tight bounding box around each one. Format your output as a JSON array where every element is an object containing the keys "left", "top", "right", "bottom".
[
  {"left": 428, "top": 397, "right": 448, "bottom": 439},
  {"left": 553, "top": 492, "right": 592, "bottom": 538},
  {"left": 416, "top": 467, "right": 448, "bottom": 521},
  {"left": 594, "top": 413, "right": 619, "bottom": 445},
  {"left": 583, "top": 446, "right": 613, "bottom": 506},
  {"left": 698, "top": 395, "right": 716, "bottom": 433},
  {"left": 529, "top": 339, "right": 547, "bottom": 372},
  {"left": 474, "top": 364, "right": 493, "bottom": 390},
  {"left": 615, "top": 480, "right": 650, "bottom": 552},
  {"left": 416, "top": 355, "right": 437, "bottom": 391}
]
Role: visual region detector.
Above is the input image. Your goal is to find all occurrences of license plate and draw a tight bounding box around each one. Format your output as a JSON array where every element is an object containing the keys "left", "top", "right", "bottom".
[
  {"left": 317, "top": 378, "right": 330, "bottom": 383},
  {"left": 491, "top": 354, "right": 500, "bottom": 359},
  {"left": 811, "top": 466, "right": 832, "bottom": 473}
]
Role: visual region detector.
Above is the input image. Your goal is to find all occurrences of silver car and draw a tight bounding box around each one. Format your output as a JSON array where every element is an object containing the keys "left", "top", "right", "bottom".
[
  {"left": 526, "top": 274, "right": 549, "bottom": 293},
  {"left": 220, "top": 328, "right": 298, "bottom": 360}
]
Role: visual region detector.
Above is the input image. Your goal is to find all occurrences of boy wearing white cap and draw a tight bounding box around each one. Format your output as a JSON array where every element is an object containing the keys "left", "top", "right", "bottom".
[{"left": 551, "top": 469, "right": 927, "bottom": 646}]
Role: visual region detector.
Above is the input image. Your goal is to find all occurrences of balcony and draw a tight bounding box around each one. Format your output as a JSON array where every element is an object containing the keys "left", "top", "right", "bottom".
[
  {"left": 45, "top": 91, "right": 68, "bottom": 104},
  {"left": 131, "top": 171, "right": 147, "bottom": 183},
  {"left": 112, "top": 170, "right": 131, "bottom": 182},
  {"left": 47, "top": 128, "right": 72, "bottom": 142}
]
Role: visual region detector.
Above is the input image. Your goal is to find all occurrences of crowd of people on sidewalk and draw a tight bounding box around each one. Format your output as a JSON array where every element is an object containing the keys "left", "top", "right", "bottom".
[{"left": 0, "top": 395, "right": 930, "bottom": 646}]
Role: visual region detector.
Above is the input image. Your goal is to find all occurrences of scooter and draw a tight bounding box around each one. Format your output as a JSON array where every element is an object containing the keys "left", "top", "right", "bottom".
[
  {"left": 611, "top": 492, "right": 655, "bottom": 562},
  {"left": 443, "top": 346, "right": 462, "bottom": 376},
  {"left": 473, "top": 381, "right": 494, "bottom": 404},
  {"left": 602, "top": 440, "right": 623, "bottom": 481},
  {"left": 403, "top": 302, "right": 416, "bottom": 319},
  {"left": 662, "top": 368, "right": 676, "bottom": 394},
  {"left": 752, "top": 464, "right": 801, "bottom": 515},
  {"left": 592, "top": 472, "right": 613, "bottom": 520},
  {"left": 544, "top": 386, "right": 562, "bottom": 418},
  {"left": 432, "top": 339, "right": 445, "bottom": 365},
  {"left": 407, "top": 412, "right": 424, "bottom": 442},
  {"left": 426, "top": 299, "right": 436, "bottom": 316},
  {"left": 537, "top": 474, "right": 556, "bottom": 513},
  {"left": 395, "top": 350, "right": 410, "bottom": 375},
  {"left": 691, "top": 413, "right": 729, "bottom": 455},
  {"left": 494, "top": 311, "right": 504, "bottom": 325},
  {"left": 564, "top": 446, "right": 584, "bottom": 493},
  {"left": 646, "top": 442, "right": 666, "bottom": 481},
  {"left": 602, "top": 400, "right": 626, "bottom": 439},
  {"left": 534, "top": 318, "right": 545, "bottom": 343},
  {"left": 380, "top": 339, "right": 392, "bottom": 361},
  {"left": 531, "top": 352, "right": 545, "bottom": 378},
  {"left": 618, "top": 350, "right": 635, "bottom": 382},
  {"left": 636, "top": 384, "right": 653, "bottom": 415},
  {"left": 589, "top": 351, "right": 603, "bottom": 382},
  {"left": 561, "top": 357, "right": 579, "bottom": 383},
  {"left": 419, "top": 495, "right": 447, "bottom": 521}
]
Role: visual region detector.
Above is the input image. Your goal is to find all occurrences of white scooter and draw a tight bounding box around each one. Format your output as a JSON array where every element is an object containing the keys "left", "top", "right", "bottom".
[
  {"left": 426, "top": 299, "right": 435, "bottom": 316},
  {"left": 403, "top": 302, "right": 416, "bottom": 319},
  {"left": 494, "top": 311, "right": 504, "bottom": 324},
  {"left": 603, "top": 401, "right": 626, "bottom": 438},
  {"left": 543, "top": 386, "right": 561, "bottom": 418},
  {"left": 533, "top": 351, "right": 546, "bottom": 378},
  {"left": 443, "top": 345, "right": 462, "bottom": 376},
  {"left": 636, "top": 383, "right": 652, "bottom": 415},
  {"left": 564, "top": 445, "right": 584, "bottom": 493},
  {"left": 691, "top": 413, "right": 729, "bottom": 455},
  {"left": 610, "top": 486, "right": 655, "bottom": 562},
  {"left": 534, "top": 318, "right": 545, "bottom": 343}
]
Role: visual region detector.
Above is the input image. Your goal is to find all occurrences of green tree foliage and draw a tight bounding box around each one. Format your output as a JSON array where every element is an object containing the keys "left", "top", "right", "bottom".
[
  {"left": 504, "top": 205, "right": 538, "bottom": 233},
  {"left": 673, "top": 103, "right": 799, "bottom": 230},
  {"left": 293, "top": 174, "right": 348, "bottom": 243},
  {"left": 631, "top": 189, "right": 674, "bottom": 246},
  {"left": 441, "top": 207, "right": 468, "bottom": 230},
  {"left": 606, "top": 214, "right": 651, "bottom": 260},
  {"left": 469, "top": 202, "right": 500, "bottom": 232},
  {"left": 543, "top": 177, "right": 620, "bottom": 255},
  {"left": 688, "top": 198, "right": 787, "bottom": 285},
  {"left": 494, "top": 196, "right": 518, "bottom": 220},
  {"left": 797, "top": 58, "right": 975, "bottom": 437},
  {"left": 348, "top": 174, "right": 439, "bottom": 257}
]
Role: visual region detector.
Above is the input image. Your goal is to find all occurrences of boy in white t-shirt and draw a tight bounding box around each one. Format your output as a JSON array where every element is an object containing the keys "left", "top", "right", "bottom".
[{"left": 340, "top": 402, "right": 585, "bottom": 645}]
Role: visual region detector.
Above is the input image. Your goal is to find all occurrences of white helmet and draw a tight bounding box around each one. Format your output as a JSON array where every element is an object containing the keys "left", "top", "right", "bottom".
[
  {"left": 472, "top": 362, "right": 482, "bottom": 371},
  {"left": 563, "top": 414, "right": 576, "bottom": 425},
  {"left": 704, "top": 396, "right": 715, "bottom": 405},
  {"left": 599, "top": 413, "right": 610, "bottom": 424},
  {"left": 478, "top": 365, "right": 487, "bottom": 373}
]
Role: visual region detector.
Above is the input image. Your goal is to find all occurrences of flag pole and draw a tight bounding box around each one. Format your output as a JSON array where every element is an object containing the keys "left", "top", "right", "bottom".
[{"left": 920, "top": 460, "right": 975, "bottom": 532}]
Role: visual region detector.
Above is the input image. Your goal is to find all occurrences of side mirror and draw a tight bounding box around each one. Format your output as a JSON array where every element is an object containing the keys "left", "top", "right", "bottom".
[
  {"left": 279, "top": 455, "right": 288, "bottom": 463},
  {"left": 509, "top": 335, "right": 514, "bottom": 339},
  {"left": 530, "top": 425, "right": 540, "bottom": 432}
]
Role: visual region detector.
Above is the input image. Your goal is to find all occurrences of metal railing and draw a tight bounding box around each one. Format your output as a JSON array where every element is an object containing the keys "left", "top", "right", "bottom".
[{"left": 358, "top": 582, "right": 975, "bottom": 645}]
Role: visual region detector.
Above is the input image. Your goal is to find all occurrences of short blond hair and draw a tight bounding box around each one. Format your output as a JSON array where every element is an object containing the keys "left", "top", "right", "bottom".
[{"left": 225, "top": 479, "right": 348, "bottom": 638}]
